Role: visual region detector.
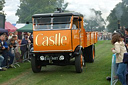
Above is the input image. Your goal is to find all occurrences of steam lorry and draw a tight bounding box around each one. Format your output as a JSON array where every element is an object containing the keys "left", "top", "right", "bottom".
[{"left": 31, "top": 12, "right": 98, "bottom": 73}]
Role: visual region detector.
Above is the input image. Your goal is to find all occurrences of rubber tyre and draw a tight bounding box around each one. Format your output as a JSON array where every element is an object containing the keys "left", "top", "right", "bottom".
[
  {"left": 75, "top": 52, "right": 84, "bottom": 73},
  {"left": 83, "top": 45, "right": 95, "bottom": 63},
  {"left": 31, "top": 56, "right": 41, "bottom": 73}
]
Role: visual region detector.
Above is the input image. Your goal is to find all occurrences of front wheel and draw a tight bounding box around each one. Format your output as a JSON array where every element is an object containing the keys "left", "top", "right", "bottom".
[
  {"left": 75, "top": 52, "right": 84, "bottom": 73},
  {"left": 31, "top": 56, "right": 41, "bottom": 73}
]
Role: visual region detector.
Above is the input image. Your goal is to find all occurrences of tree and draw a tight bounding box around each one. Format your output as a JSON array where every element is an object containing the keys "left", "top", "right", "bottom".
[
  {"left": 107, "top": 1, "right": 128, "bottom": 32},
  {"left": 84, "top": 9, "right": 105, "bottom": 32},
  {"left": 0, "top": 0, "right": 5, "bottom": 11},
  {"left": 16, "top": 0, "right": 68, "bottom": 23}
]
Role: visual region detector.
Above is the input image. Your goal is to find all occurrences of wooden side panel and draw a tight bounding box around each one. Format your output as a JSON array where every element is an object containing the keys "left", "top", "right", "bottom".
[{"left": 84, "top": 32, "right": 98, "bottom": 48}]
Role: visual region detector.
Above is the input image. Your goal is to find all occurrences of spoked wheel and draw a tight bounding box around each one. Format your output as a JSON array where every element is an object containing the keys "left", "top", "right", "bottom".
[
  {"left": 75, "top": 52, "right": 84, "bottom": 73},
  {"left": 31, "top": 56, "right": 41, "bottom": 73}
]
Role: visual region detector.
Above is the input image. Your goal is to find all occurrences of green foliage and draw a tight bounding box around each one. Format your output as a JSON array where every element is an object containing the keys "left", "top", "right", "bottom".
[
  {"left": 107, "top": 1, "right": 128, "bottom": 32},
  {"left": 16, "top": 0, "right": 68, "bottom": 23},
  {"left": 84, "top": 9, "right": 105, "bottom": 32},
  {"left": 0, "top": 0, "right": 5, "bottom": 11}
]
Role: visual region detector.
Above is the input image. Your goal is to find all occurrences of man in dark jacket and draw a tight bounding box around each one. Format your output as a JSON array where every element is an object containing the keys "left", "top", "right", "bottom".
[
  {"left": 20, "top": 35, "right": 30, "bottom": 61},
  {"left": 0, "top": 35, "right": 14, "bottom": 68},
  {"left": 0, "top": 39, "right": 5, "bottom": 71}
]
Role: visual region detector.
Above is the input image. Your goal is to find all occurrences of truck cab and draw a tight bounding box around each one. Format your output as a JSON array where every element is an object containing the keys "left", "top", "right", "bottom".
[{"left": 31, "top": 12, "right": 97, "bottom": 73}]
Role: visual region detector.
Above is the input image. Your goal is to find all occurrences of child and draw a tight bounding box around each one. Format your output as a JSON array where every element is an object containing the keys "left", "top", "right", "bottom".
[{"left": 111, "top": 33, "right": 127, "bottom": 85}]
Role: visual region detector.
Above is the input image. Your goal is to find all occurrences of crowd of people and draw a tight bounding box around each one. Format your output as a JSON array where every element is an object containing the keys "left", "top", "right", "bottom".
[
  {"left": 0, "top": 31, "right": 32, "bottom": 71},
  {"left": 98, "top": 31, "right": 112, "bottom": 40}
]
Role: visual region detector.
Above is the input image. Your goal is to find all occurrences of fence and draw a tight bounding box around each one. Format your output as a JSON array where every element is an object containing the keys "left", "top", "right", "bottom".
[
  {"left": 111, "top": 54, "right": 118, "bottom": 85},
  {"left": 5, "top": 43, "right": 32, "bottom": 68}
]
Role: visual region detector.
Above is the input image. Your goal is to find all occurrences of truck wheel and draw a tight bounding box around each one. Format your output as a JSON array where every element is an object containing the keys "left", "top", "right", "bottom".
[
  {"left": 31, "top": 56, "right": 41, "bottom": 73},
  {"left": 75, "top": 52, "right": 84, "bottom": 73},
  {"left": 83, "top": 45, "right": 95, "bottom": 63}
]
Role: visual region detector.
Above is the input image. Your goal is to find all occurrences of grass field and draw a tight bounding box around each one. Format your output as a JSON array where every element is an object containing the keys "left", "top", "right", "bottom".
[{"left": 0, "top": 40, "right": 121, "bottom": 85}]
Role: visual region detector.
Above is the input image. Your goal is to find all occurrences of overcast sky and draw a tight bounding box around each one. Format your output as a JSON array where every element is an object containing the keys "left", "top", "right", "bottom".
[{"left": 3, "top": 0, "right": 122, "bottom": 23}]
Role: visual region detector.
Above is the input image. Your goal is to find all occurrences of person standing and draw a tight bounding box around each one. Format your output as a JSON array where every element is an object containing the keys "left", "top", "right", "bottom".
[
  {"left": 111, "top": 33, "right": 127, "bottom": 85},
  {"left": 13, "top": 31, "right": 18, "bottom": 37},
  {"left": 8, "top": 32, "right": 13, "bottom": 40},
  {"left": 20, "top": 35, "right": 31, "bottom": 62}
]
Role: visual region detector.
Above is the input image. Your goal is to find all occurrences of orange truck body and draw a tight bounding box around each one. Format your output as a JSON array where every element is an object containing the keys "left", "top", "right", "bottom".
[
  {"left": 32, "top": 16, "right": 97, "bottom": 53},
  {"left": 33, "top": 30, "right": 97, "bottom": 52},
  {"left": 31, "top": 12, "right": 98, "bottom": 73}
]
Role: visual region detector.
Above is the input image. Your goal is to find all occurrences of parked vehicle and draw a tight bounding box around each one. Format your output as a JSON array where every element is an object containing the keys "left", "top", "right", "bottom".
[{"left": 31, "top": 12, "right": 98, "bottom": 73}]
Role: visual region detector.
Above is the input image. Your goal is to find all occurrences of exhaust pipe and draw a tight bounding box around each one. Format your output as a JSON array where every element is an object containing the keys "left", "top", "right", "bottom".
[{"left": 118, "top": 20, "right": 120, "bottom": 29}]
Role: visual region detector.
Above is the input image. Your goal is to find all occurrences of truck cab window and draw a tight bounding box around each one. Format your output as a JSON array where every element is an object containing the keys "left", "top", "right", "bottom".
[
  {"left": 34, "top": 16, "right": 71, "bottom": 30},
  {"left": 72, "top": 18, "right": 79, "bottom": 29}
]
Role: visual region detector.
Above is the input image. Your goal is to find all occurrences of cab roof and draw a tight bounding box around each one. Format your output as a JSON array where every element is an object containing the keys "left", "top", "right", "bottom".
[{"left": 32, "top": 12, "right": 83, "bottom": 18}]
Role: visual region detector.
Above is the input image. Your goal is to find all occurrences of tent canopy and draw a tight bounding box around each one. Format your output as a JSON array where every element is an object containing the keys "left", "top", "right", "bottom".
[
  {"left": 0, "top": 29, "right": 8, "bottom": 33},
  {"left": 15, "top": 23, "right": 26, "bottom": 29},
  {"left": 5, "top": 22, "right": 17, "bottom": 32},
  {"left": 17, "top": 24, "right": 33, "bottom": 32}
]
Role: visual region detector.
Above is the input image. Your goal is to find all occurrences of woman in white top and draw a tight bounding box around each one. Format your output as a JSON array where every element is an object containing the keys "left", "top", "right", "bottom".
[
  {"left": 8, "top": 32, "right": 13, "bottom": 40},
  {"left": 111, "top": 33, "right": 127, "bottom": 85}
]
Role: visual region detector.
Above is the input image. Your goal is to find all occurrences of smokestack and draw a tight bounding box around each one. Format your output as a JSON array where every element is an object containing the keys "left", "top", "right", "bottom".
[{"left": 118, "top": 20, "right": 120, "bottom": 29}]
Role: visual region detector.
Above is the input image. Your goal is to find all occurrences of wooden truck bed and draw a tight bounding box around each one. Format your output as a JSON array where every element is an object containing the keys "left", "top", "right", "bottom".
[{"left": 84, "top": 32, "right": 98, "bottom": 47}]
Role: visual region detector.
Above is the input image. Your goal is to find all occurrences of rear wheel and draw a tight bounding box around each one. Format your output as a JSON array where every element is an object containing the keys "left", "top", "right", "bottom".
[
  {"left": 75, "top": 52, "right": 84, "bottom": 73},
  {"left": 31, "top": 56, "right": 41, "bottom": 73},
  {"left": 83, "top": 45, "right": 95, "bottom": 63}
]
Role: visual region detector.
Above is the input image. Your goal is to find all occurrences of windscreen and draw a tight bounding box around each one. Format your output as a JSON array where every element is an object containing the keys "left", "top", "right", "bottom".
[{"left": 33, "top": 16, "right": 71, "bottom": 30}]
